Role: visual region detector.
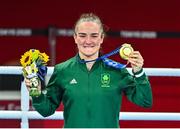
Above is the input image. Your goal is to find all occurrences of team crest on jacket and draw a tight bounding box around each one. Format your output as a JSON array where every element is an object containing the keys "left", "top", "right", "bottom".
[{"left": 101, "top": 73, "right": 110, "bottom": 87}]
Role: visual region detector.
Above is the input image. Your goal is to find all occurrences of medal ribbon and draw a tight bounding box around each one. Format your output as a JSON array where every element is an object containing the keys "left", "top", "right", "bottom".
[{"left": 79, "top": 46, "right": 128, "bottom": 69}]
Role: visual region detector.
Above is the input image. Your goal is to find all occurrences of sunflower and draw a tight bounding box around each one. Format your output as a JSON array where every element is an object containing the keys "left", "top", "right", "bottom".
[
  {"left": 20, "top": 50, "right": 32, "bottom": 67},
  {"left": 40, "top": 52, "right": 49, "bottom": 64}
]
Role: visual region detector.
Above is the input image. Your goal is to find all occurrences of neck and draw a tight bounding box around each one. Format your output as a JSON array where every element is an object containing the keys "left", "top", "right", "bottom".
[
  {"left": 79, "top": 52, "right": 99, "bottom": 71},
  {"left": 79, "top": 52, "right": 99, "bottom": 61}
]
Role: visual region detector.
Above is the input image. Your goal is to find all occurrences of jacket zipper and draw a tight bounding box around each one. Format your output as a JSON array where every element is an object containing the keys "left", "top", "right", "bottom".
[{"left": 87, "top": 72, "right": 91, "bottom": 127}]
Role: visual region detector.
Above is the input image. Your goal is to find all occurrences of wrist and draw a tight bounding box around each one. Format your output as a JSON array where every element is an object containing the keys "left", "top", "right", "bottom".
[
  {"left": 132, "top": 68, "right": 145, "bottom": 78},
  {"left": 132, "top": 67, "right": 142, "bottom": 73}
]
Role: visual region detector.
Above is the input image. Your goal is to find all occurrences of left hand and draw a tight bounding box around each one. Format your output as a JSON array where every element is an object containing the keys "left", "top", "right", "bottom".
[{"left": 128, "top": 51, "right": 144, "bottom": 73}]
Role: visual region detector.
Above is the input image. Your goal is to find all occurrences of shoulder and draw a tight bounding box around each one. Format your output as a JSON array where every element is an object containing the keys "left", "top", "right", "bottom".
[{"left": 54, "top": 56, "right": 77, "bottom": 71}]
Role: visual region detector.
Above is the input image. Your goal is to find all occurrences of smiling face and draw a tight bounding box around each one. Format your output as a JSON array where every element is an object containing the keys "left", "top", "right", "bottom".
[{"left": 74, "top": 21, "right": 104, "bottom": 60}]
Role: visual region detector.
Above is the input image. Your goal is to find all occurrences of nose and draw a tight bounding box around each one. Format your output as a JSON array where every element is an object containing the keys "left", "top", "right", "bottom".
[{"left": 84, "top": 35, "right": 92, "bottom": 44}]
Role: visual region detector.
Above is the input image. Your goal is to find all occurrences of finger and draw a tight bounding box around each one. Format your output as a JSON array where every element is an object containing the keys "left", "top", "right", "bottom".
[
  {"left": 130, "top": 58, "right": 144, "bottom": 65},
  {"left": 24, "top": 78, "right": 30, "bottom": 83},
  {"left": 129, "top": 58, "right": 144, "bottom": 67},
  {"left": 129, "top": 51, "right": 143, "bottom": 59},
  {"left": 128, "top": 59, "right": 137, "bottom": 66},
  {"left": 24, "top": 78, "right": 31, "bottom": 87},
  {"left": 27, "top": 86, "right": 31, "bottom": 92},
  {"left": 37, "top": 85, "right": 41, "bottom": 91},
  {"left": 129, "top": 56, "right": 144, "bottom": 65},
  {"left": 129, "top": 57, "right": 143, "bottom": 63}
]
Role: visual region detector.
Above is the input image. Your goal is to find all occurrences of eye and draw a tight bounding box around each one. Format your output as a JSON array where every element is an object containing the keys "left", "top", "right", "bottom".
[
  {"left": 79, "top": 35, "right": 86, "bottom": 37},
  {"left": 78, "top": 34, "right": 86, "bottom": 38},
  {"left": 91, "top": 35, "right": 99, "bottom": 38}
]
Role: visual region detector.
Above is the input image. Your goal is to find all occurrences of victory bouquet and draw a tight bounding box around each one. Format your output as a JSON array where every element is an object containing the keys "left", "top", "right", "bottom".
[{"left": 20, "top": 49, "right": 49, "bottom": 97}]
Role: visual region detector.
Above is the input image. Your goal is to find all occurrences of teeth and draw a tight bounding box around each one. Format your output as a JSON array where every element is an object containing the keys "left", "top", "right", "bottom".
[{"left": 84, "top": 46, "right": 94, "bottom": 47}]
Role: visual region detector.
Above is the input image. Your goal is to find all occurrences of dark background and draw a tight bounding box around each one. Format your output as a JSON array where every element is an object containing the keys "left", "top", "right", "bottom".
[{"left": 0, "top": 0, "right": 180, "bottom": 128}]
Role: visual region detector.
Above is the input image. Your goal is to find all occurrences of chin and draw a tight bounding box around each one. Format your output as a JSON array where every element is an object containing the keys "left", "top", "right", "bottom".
[
  {"left": 84, "top": 52, "right": 97, "bottom": 57},
  {"left": 84, "top": 53, "right": 95, "bottom": 57}
]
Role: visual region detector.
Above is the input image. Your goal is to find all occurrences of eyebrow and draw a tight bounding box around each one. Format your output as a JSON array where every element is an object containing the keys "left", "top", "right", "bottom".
[{"left": 77, "top": 32, "right": 100, "bottom": 35}]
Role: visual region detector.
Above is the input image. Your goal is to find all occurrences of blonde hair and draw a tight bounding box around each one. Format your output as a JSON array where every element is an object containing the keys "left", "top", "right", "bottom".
[{"left": 74, "top": 13, "right": 104, "bottom": 35}]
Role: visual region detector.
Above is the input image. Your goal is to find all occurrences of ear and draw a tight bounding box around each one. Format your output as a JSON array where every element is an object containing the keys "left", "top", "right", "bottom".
[
  {"left": 100, "top": 34, "right": 105, "bottom": 44},
  {"left": 73, "top": 33, "right": 78, "bottom": 44}
]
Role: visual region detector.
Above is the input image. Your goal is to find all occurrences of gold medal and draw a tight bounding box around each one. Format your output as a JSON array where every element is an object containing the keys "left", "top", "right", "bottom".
[{"left": 119, "top": 43, "right": 134, "bottom": 60}]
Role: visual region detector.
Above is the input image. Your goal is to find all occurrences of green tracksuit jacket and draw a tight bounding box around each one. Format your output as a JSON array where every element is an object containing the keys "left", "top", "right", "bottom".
[{"left": 32, "top": 55, "right": 153, "bottom": 128}]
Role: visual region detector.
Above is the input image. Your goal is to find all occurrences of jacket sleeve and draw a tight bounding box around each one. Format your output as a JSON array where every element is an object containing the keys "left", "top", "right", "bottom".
[
  {"left": 32, "top": 65, "right": 64, "bottom": 117},
  {"left": 122, "top": 69, "right": 153, "bottom": 108}
]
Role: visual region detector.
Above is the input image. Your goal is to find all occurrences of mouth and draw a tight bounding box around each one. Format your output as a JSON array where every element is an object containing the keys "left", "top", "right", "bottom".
[{"left": 83, "top": 46, "right": 95, "bottom": 48}]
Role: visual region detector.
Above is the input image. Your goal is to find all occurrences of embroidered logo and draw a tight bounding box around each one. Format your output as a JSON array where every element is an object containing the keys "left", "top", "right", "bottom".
[
  {"left": 101, "top": 73, "right": 110, "bottom": 87},
  {"left": 70, "top": 78, "right": 77, "bottom": 84}
]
